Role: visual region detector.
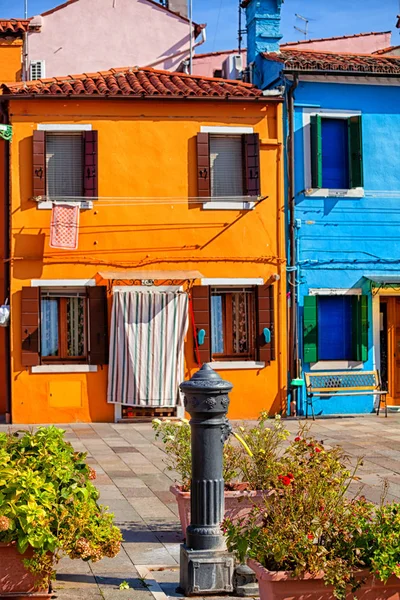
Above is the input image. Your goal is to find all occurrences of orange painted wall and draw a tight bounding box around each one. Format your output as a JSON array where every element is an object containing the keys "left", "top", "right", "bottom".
[
  {"left": 0, "top": 139, "right": 6, "bottom": 415},
  {"left": 0, "top": 40, "right": 23, "bottom": 82},
  {"left": 8, "top": 98, "right": 287, "bottom": 424}
]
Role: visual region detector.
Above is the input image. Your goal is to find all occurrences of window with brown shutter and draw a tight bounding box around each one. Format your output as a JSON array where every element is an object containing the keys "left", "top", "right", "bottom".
[
  {"left": 83, "top": 131, "right": 98, "bottom": 198},
  {"left": 256, "top": 284, "right": 275, "bottom": 363},
  {"left": 32, "top": 131, "right": 46, "bottom": 198},
  {"left": 32, "top": 129, "right": 98, "bottom": 201},
  {"left": 197, "top": 132, "right": 261, "bottom": 200},
  {"left": 21, "top": 287, "right": 40, "bottom": 367},
  {"left": 88, "top": 286, "right": 109, "bottom": 365},
  {"left": 191, "top": 285, "right": 211, "bottom": 364},
  {"left": 21, "top": 286, "right": 109, "bottom": 367}
]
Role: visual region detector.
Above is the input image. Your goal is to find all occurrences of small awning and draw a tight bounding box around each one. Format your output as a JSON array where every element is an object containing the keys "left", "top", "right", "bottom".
[
  {"left": 97, "top": 270, "right": 203, "bottom": 282},
  {"left": 364, "top": 274, "right": 400, "bottom": 285}
]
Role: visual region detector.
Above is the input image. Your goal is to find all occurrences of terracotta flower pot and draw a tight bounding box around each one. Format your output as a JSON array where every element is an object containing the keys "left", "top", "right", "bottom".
[
  {"left": 248, "top": 559, "right": 400, "bottom": 600},
  {"left": 170, "top": 485, "right": 267, "bottom": 535},
  {"left": 0, "top": 543, "right": 52, "bottom": 599}
]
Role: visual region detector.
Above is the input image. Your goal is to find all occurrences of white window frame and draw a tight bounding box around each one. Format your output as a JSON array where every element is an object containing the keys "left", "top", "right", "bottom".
[
  {"left": 200, "top": 126, "right": 256, "bottom": 211},
  {"left": 302, "top": 108, "right": 364, "bottom": 198},
  {"left": 36, "top": 124, "right": 93, "bottom": 210},
  {"left": 203, "top": 277, "right": 266, "bottom": 370},
  {"left": 308, "top": 287, "right": 363, "bottom": 370},
  {"left": 30, "top": 60, "right": 45, "bottom": 80}
]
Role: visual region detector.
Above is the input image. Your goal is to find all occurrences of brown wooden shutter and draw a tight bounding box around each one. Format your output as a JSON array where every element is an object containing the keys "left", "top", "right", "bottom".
[
  {"left": 33, "top": 130, "right": 46, "bottom": 198},
  {"left": 21, "top": 287, "right": 40, "bottom": 367},
  {"left": 243, "top": 133, "right": 260, "bottom": 196},
  {"left": 83, "top": 130, "right": 98, "bottom": 198},
  {"left": 191, "top": 285, "right": 211, "bottom": 364},
  {"left": 197, "top": 133, "right": 211, "bottom": 198},
  {"left": 88, "top": 286, "right": 108, "bottom": 364},
  {"left": 256, "top": 284, "right": 275, "bottom": 363}
]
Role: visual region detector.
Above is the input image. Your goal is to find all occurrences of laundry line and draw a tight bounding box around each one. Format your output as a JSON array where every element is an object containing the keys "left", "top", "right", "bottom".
[{"left": 34, "top": 195, "right": 267, "bottom": 206}]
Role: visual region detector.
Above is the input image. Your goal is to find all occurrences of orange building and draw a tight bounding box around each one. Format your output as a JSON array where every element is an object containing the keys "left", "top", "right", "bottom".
[{"left": 0, "top": 66, "right": 286, "bottom": 424}]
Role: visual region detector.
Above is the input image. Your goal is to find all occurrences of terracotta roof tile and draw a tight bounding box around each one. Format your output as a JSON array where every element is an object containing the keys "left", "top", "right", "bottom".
[
  {"left": 263, "top": 49, "right": 400, "bottom": 75},
  {"left": 0, "top": 19, "right": 31, "bottom": 34},
  {"left": 372, "top": 45, "right": 400, "bottom": 55},
  {"left": 1, "top": 66, "right": 264, "bottom": 99}
]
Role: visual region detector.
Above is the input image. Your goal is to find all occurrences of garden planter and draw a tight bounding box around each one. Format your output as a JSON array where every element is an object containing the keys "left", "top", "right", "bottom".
[
  {"left": 170, "top": 485, "right": 267, "bottom": 535},
  {"left": 0, "top": 543, "right": 52, "bottom": 599},
  {"left": 248, "top": 559, "right": 400, "bottom": 600}
]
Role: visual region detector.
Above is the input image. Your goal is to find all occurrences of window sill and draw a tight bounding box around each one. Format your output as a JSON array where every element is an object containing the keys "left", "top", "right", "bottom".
[
  {"left": 208, "top": 361, "right": 265, "bottom": 370},
  {"left": 37, "top": 200, "right": 93, "bottom": 210},
  {"left": 202, "top": 201, "right": 255, "bottom": 211},
  {"left": 305, "top": 188, "right": 364, "bottom": 198},
  {"left": 32, "top": 365, "right": 98, "bottom": 374},
  {"left": 309, "top": 361, "right": 363, "bottom": 371}
]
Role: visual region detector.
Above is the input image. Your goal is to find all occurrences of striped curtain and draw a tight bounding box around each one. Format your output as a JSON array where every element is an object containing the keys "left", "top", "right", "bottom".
[{"left": 107, "top": 291, "right": 188, "bottom": 407}]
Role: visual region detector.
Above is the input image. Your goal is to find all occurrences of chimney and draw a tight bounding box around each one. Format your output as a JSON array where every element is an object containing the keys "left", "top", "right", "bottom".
[
  {"left": 243, "top": 0, "right": 283, "bottom": 65},
  {"left": 168, "top": 0, "right": 188, "bottom": 19}
]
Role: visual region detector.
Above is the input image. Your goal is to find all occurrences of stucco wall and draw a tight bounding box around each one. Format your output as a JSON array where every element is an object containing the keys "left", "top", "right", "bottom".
[
  {"left": 0, "top": 40, "right": 22, "bottom": 82},
  {"left": 8, "top": 98, "right": 286, "bottom": 424},
  {"left": 292, "top": 81, "right": 400, "bottom": 414},
  {"left": 281, "top": 32, "right": 391, "bottom": 54},
  {"left": 28, "top": 0, "right": 193, "bottom": 77},
  {"left": 192, "top": 51, "right": 247, "bottom": 78}
]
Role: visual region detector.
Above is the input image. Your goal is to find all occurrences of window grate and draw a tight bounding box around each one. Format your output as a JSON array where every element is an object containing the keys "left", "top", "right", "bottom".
[{"left": 46, "top": 133, "right": 83, "bottom": 199}]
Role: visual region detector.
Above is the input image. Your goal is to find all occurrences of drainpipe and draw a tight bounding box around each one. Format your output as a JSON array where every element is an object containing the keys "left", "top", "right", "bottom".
[
  {"left": 287, "top": 74, "right": 299, "bottom": 415},
  {"left": 0, "top": 102, "right": 11, "bottom": 423}
]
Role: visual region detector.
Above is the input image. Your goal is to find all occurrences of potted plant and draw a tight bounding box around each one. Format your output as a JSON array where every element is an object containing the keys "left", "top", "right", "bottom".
[
  {"left": 153, "top": 413, "right": 288, "bottom": 534},
  {"left": 223, "top": 430, "right": 400, "bottom": 600},
  {"left": 0, "top": 426, "right": 122, "bottom": 598}
]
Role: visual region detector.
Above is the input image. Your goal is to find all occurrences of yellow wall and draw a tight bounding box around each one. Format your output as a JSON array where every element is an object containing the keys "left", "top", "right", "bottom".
[
  {"left": 0, "top": 40, "right": 23, "bottom": 82},
  {"left": 8, "top": 98, "right": 287, "bottom": 423}
]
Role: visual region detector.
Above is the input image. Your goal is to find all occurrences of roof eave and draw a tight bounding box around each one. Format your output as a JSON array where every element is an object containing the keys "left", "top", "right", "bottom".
[
  {"left": 283, "top": 68, "right": 400, "bottom": 78},
  {"left": 0, "top": 93, "right": 280, "bottom": 102}
]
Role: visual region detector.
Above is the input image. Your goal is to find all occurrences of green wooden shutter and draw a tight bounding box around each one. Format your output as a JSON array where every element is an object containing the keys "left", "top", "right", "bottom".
[
  {"left": 310, "top": 115, "right": 322, "bottom": 188},
  {"left": 303, "top": 295, "right": 318, "bottom": 363},
  {"left": 352, "top": 295, "right": 368, "bottom": 362},
  {"left": 348, "top": 116, "right": 363, "bottom": 188}
]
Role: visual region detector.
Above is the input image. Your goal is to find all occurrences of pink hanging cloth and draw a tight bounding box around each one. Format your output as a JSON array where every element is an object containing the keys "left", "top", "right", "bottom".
[{"left": 49, "top": 204, "right": 80, "bottom": 250}]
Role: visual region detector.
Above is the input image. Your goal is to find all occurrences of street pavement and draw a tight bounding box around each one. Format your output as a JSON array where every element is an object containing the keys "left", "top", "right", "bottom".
[{"left": 2, "top": 414, "right": 400, "bottom": 599}]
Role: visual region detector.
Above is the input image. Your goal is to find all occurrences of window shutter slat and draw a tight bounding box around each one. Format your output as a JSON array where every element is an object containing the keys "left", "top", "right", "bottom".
[
  {"left": 210, "top": 135, "right": 244, "bottom": 197},
  {"left": 303, "top": 295, "right": 318, "bottom": 363},
  {"left": 191, "top": 285, "right": 211, "bottom": 364},
  {"left": 310, "top": 115, "right": 322, "bottom": 188},
  {"left": 244, "top": 133, "right": 260, "bottom": 196},
  {"left": 33, "top": 130, "right": 46, "bottom": 198},
  {"left": 197, "top": 133, "right": 211, "bottom": 197},
  {"left": 21, "top": 287, "right": 40, "bottom": 366},
  {"left": 256, "top": 284, "right": 275, "bottom": 362},
  {"left": 348, "top": 116, "right": 363, "bottom": 188},
  {"left": 88, "top": 286, "right": 108, "bottom": 365},
  {"left": 83, "top": 131, "right": 98, "bottom": 198}
]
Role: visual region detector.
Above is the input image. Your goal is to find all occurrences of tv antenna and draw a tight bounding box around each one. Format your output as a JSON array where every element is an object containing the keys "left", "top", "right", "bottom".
[{"left": 294, "top": 13, "right": 309, "bottom": 39}]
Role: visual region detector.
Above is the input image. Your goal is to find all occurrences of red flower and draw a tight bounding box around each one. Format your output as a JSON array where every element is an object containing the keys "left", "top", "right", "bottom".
[
  {"left": 287, "top": 473, "right": 294, "bottom": 480},
  {"left": 315, "top": 447, "right": 322, "bottom": 453},
  {"left": 307, "top": 534, "right": 313, "bottom": 540},
  {"left": 281, "top": 476, "right": 291, "bottom": 486},
  {"left": 294, "top": 437, "right": 301, "bottom": 442}
]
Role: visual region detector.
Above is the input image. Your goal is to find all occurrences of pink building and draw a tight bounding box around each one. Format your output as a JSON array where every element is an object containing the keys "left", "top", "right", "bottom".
[
  {"left": 26, "top": 0, "right": 204, "bottom": 79},
  {"left": 192, "top": 32, "right": 399, "bottom": 79}
]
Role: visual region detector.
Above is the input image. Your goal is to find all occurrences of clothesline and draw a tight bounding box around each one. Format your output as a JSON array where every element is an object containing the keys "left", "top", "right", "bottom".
[{"left": 34, "top": 195, "right": 267, "bottom": 206}]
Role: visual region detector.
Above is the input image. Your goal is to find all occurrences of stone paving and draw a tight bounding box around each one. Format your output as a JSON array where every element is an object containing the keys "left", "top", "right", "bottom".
[{"left": 3, "top": 414, "right": 400, "bottom": 599}]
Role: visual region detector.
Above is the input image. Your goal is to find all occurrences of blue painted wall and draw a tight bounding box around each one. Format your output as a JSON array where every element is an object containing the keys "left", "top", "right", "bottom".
[
  {"left": 292, "top": 81, "right": 400, "bottom": 415},
  {"left": 245, "top": 0, "right": 283, "bottom": 66}
]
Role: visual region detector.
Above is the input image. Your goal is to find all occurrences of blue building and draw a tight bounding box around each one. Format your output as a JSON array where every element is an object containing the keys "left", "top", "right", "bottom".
[{"left": 244, "top": 0, "right": 400, "bottom": 415}]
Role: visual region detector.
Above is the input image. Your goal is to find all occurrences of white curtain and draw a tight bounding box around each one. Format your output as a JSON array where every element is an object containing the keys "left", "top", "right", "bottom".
[{"left": 107, "top": 291, "right": 188, "bottom": 407}]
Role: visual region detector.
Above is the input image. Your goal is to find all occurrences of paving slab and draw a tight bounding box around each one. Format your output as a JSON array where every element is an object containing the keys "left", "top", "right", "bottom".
[{"left": 2, "top": 414, "right": 397, "bottom": 600}]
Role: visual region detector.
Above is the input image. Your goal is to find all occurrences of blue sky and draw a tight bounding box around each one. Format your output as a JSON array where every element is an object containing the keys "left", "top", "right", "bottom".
[{"left": 2, "top": 0, "right": 400, "bottom": 53}]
